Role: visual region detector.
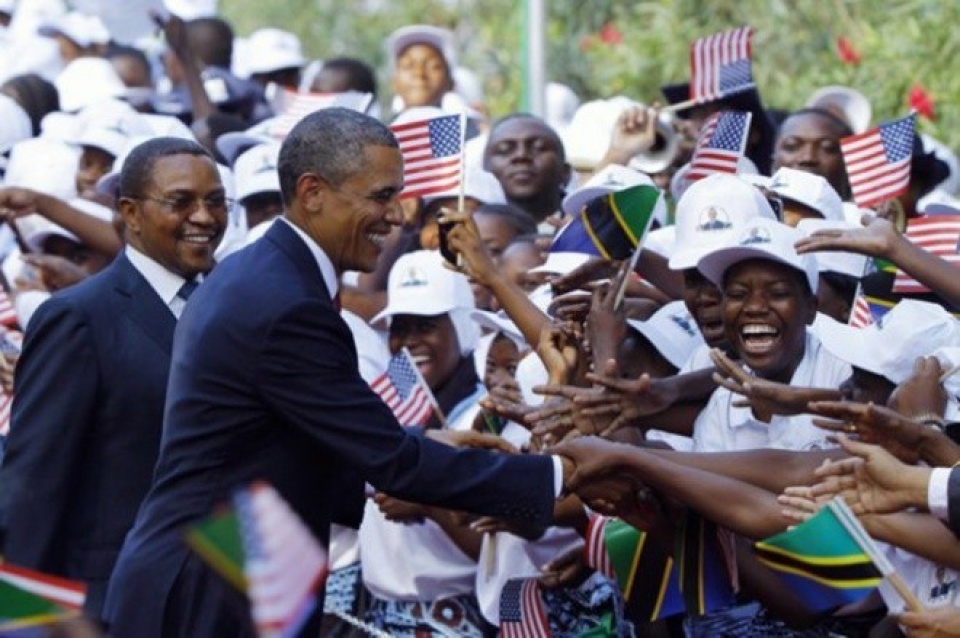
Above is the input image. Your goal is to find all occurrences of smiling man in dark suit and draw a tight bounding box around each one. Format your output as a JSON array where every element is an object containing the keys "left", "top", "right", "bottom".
[
  {"left": 0, "top": 137, "right": 226, "bottom": 620},
  {"left": 104, "top": 107, "right": 567, "bottom": 636}
]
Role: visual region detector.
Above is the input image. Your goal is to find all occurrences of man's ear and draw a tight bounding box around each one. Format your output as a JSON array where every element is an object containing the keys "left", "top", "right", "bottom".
[
  {"left": 117, "top": 197, "right": 140, "bottom": 234},
  {"left": 295, "top": 173, "right": 327, "bottom": 213}
]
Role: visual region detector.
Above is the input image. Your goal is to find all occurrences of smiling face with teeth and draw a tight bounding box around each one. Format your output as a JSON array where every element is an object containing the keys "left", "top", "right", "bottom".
[
  {"left": 722, "top": 258, "right": 817, "bottom": 383},
  {"left": 388, "top": 313, "right": 462, "bottom": 390},
  {"left": 681, "top": 269, "right": 728, "bottom": 349},
  {"left": 294, "top": 145, "right": 405, "bottom": 274},
  {"left": 121, "top": 153, "right": 225, "bottom": 280}
]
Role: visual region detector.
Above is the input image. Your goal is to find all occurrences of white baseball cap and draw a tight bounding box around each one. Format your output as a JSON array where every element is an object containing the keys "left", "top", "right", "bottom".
[
  {"left": 243, "top": 28, "right": 306, "bottom": 75},
  {"left": 768, "top": 167, "right": 844, "bottom": 222},
  {"left": 386, "top": 25, "right": 457, "bottom": 70},
  {"left": 806, "top": 85, "right": 872, "bottom": 135},
  {"left": 529, "top": 251, "right": 592, "bottom": 276},
  {"left": 697, "top": 217, "right": 819, "bottom": 293},
  {"left": 561, "top": 164, "right": 667, "bottom": 228},
  {"left": 669, "top": 156, "right": 760, "bottom": 205},
  {"left": 817, "top": 300, "right": 960, "bottom": 384},
  {"left": 71, "top": 100, "right": 153, "bottom": 157},
  {"left": 626, "top": 300, "right": 705, "bottom": 370},
  {"left": 55, "top": 57, "right": 128, "bottom": 112},
  {"left": 164, "top": 0, "right": 218, "bottom": 19},
  {"left": 668, "top": 173, "right": 777, "bottom": 270},
  {"left": 795, "top": 219, "right": 869, "bottom": 278},
  {"left": 372, "top": 250, "right": 475, "bottom": 324},
  {"left": 233, "top": 142, "right": 281, "bottom": 202},
  {"left": 38, "top": 12, "right": 110, "bottom": 48},
  {"left": 469, "top": 309, "right": 525, "bottom": 348}
]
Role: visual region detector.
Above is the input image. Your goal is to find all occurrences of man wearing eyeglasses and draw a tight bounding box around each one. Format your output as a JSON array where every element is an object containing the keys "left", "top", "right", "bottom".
[
  {"left": 0, "top": 137, "right": 225, "bottom": 622},
  {"left": 104, "top": 108, "right": 569, "bottom": 636}
]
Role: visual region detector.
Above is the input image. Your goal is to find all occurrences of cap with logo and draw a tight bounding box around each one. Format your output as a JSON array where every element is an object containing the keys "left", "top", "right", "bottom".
[
  {"left": 668, "top": 173, "right": 777, "bottom": 271},
  {"left": 372, "top": 249, "right": 475, "bottom": 325},
  {"left": 386, "top": 25, "right": 457, "bottom": 71},
  {"left": 697, "top": 217, "right": 819, "bottom": 293},
  {"left": 233, "top": 142, "right": 281, "bottom": 202}
]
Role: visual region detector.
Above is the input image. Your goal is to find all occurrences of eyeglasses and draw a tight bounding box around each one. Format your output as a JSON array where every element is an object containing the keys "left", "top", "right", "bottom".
[{"left": 137, "top": 194, "right": 235, "bottom": 216}]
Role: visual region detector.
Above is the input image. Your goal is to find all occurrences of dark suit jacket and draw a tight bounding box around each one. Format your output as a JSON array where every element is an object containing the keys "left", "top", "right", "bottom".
[
  {"left": 0, "top": 253, "right": 175, "bottom": 617},
  {"left": 104, "top": 220, "right": 555, "bottom": 637},
  {"left": 948, "top": 468, "right": 960, "bottom": 537}
]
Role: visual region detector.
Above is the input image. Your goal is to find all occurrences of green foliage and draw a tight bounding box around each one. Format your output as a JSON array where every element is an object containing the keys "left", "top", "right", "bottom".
[{"left": 223, "top": 0, "right": 960, "bottom": 148}]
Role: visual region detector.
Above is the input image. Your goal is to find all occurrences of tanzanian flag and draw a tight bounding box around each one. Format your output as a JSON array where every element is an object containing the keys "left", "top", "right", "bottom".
[
  {"left": 675, "top": 512, "right": 738, "bottom": 616},
  {"left": 585, "top": 515, "right": 685, "bottom": 621},
  {"left": 551, "top": 184, "right": 662, "bottom": 260},
  {"left": 753, "top": 501, "right": 882, "bottom": 613},
  {"left": 184, "top": 505, "right": 247, "bottom": 591}
]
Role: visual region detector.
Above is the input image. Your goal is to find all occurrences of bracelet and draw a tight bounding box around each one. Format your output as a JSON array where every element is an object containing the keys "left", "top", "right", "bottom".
[{"left": 913, "top": 412, "right": 946, "bottom": 430}]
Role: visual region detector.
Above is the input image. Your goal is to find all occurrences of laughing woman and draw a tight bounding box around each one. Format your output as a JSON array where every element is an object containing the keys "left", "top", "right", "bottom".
[{"left": 358, "top": 249, "right": 494, "bottom": 637}]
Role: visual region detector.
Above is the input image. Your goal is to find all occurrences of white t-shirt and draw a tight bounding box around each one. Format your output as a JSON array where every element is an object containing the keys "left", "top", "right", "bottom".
[
  {"left": 880, "top": 544, "right": 960, "bottom": 615},
  {"left": 692, "top": 330, "right": 851, "bottom": 453}
]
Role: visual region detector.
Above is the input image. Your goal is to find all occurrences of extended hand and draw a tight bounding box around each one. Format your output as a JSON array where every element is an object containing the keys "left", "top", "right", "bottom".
[
  {"left": 808, "top": 435, "right": 931, "bottom": 515},
  {"left": 808, "top": 400, "right": 925, "bottom": 464},
  {"left": 794, "top": 214, "right": 899, "bottom": 260},
  {"left": 888, "top": 356, "right": 947, "bottom": 421},
  {"left": 899, "top": 605, "right": 960, "bottom": 637},
  {"left": 373, "top": 493, "right": 427, "bottom": 524},
  {"left": 425, "top": 428, "right": 519, "bottom": 455}
]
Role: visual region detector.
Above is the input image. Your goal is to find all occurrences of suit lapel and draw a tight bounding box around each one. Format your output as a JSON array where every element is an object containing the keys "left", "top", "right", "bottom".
[{"left": 111, "top": 254, "right": 177, "bottom": 354}]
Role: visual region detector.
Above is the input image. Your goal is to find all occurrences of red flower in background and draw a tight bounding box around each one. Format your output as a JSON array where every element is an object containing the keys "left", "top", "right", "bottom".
[
  {"left": 598, "top": 22, "right": 623, "bottom": 46},
  {"left": 909, "top": 84, "right": 935, "bottom": 120},
  {"left": 836, "top": 36, "right": 861, "bottom": 65}
]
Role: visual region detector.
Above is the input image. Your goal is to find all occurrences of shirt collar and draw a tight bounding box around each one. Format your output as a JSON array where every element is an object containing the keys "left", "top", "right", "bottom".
[
  {"left": 279, "top": 217, "right": 339, "bottom": 299},
  {"left": 124, "top": 245, "right": 189, "bottom": 307}
]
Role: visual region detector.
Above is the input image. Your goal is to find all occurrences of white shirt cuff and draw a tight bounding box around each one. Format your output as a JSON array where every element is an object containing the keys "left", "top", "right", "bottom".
[
  {"left": 928, "top": 467, "right": 952, "bottom": 520},
  {"left": 551, "top": 455, "right": 564, "bottom": 498}
]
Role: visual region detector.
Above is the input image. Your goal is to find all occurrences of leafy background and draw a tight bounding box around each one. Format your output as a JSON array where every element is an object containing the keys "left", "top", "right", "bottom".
[{"left": 224, "top": 0, "right": 960, "bottom": 148}]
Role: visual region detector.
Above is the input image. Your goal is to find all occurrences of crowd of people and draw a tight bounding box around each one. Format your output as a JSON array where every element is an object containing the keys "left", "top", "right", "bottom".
[{"left": 0, "top": 1, "right": 959, "bottom": 637}]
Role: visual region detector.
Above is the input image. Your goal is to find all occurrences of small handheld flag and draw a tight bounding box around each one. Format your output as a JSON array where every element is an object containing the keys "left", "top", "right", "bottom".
[
  {"left": 234, "top": 482, "right": 329, "bottom": 638},
  {"left": 892, "top": 214, "right": 960, "bottom": 293},
  {"left": 550, "top": 183, "right": 662, "bottom": 261},
  {"left": 0, "top": 563, "right": 86, "bottom": 631},
  {"left": 687, "top": 111, "right": 753, "bottom": 181},
  {"left": 754, "top": 499, "right": 883, "bottom": 613},
  {"left": 499, "top": 577, "right": 552, "bottom": 637},
  {"left": 390, "top": 114, "right": 464, "bottom": 200},
  {"left": 184, "top": 505, "right": 246, "bottom": 592},
  {"left": 269, "top": 89, "right": 374, "bottom": 139},
  {"left": 370, "top": 348, "right": 437, "bottom": 427},
  {"left": 689, "top": 27, "right": 755, "bottom": 104},
  {"left": 841, "top": 113, "right": 916, "bottom": 208}
]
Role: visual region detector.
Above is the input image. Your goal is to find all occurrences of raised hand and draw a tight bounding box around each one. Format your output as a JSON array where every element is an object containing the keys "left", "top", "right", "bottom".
[
  {"left": 888, "top": 356, "right": 947, "bottom": 421},
  {"left": 808, "top": 435, "right": 931, "bottom": 516},
  {"left": 539, "top": 545, "right": 590, "bottom": 589},
  {"left": 439, "top": 207, "right": 499, "bottom": 287},
  {"left": 808, "top": 400, "right": 925, "bottom": 464},
  {"left": 600, "top": 105, "right": 660, "bottom": 168},
  {"left": 578, "top": 366, "right": 675, "bottom": 433},
  {"left": 549, "top": 257, "right": 617, "bottom": 297},
  {"left": 898, "top": 605, "right": 960, "bottom": 637},
  {"left": 478, "top": 385, "right": 536, "bottom": 427},
  {"left": 711, "top": 348, "right": 842, "bottom": 422},
  {"left": 530, "top": 384, "right": 613, "bottom": 442},
  {"left": 794, "top": 214, "right": 898, "bottom": 260}
]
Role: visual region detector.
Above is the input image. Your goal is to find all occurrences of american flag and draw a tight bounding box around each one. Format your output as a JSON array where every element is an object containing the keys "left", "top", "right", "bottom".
[
  {"left": 499, "top": 578, "right": 551, "bottom": 638},
  {"left": 234, "top": 482, "right": 328, "bottom": 638},
  {"left": 848, "top": 292, "right": 875, "bottom": 328},
  {"left": 892, "top": 214, "right": 960, "bottom": 293},
  {"left": 841, "top": 113, "right": 916, "bottom": 208},
  {"left": 689, "top": 27, "right": 754, "bottom": 103},
  {"left": 390, "top": 114, "right": 464, "bottom": 200},
  {"left": 584, "top": 514, "right": 615, "bottom": 580},
  {"left": 687, "top": 111, "right": 753, "bottom": 181},
  {"left": 269, "top": 89, "right": 373, "bottom": 139},
  {"left": 370, "top": 348, "right": 435, "bottom": 426}
]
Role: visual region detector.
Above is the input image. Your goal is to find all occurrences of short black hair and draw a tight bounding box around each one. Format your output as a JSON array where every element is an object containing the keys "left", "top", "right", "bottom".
[
  {"left": 186, "top": 17, "right": 234, "bottom": 68},
  {"left": 277, "top": 107, "right": 397, "bottom": 204},
  {"left": 779, "top": 108, "right": 854, "bottom": 139},
  {"left": 119, "top": 137, "right": 213, "bottom": 199},
  {"left": 475, "top": 203, "right": 537, "bottom": 236},
  {"left": 105, "top": 44, "right": 152, "bottom": 82},
  {"left": 320, "top": 57, "right": 378, "bottom": 97}
]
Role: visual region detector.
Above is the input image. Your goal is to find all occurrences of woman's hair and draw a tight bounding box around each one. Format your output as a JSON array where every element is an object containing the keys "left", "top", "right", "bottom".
[{"left": 1, "top": 74, "right": 59, "bottom": 136}]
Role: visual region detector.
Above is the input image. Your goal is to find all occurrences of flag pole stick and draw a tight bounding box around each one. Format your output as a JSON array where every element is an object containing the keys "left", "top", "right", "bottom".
[
  {"left": 661, "top": 98, "right": 699, "bottom": 114},
  {"left": 400, "top": 347, "right": 447, "bottom": 429},
  {"left": 886, "top": 572, "right": 925, "bottom": 613}
]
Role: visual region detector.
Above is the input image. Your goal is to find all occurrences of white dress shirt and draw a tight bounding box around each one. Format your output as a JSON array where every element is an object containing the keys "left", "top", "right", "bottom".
[{"left": 124, "top": 246, "right": 195, "bottom": 319}]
